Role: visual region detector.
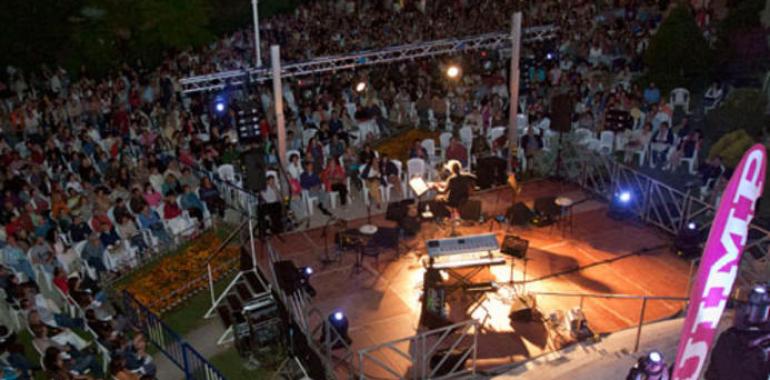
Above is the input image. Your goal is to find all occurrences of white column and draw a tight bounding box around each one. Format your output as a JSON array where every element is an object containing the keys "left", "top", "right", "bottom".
[
  {"left": 507, "top": 12, "right": 522, "bottom": 172},
  {"left": 271, "top": 45, "right": 286, "bottom": 168},
  {"left": 252, "top": 0, "right": 262, "bottom": 67}
]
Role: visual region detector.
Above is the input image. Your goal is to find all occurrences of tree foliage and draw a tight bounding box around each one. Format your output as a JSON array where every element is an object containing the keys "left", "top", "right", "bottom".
[
  {"left": 643, "top": 5, "right": 714, "bottom": 93},
  {"left": 0, "top": 0, "right": 296, "bottom": 78},
  {"left": 703, "top": 88, "right": 767, "bottom": 148}
]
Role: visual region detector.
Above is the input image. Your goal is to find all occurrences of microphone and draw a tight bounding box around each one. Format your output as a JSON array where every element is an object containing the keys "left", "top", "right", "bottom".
[{"left": 318, "top": 203, "right": 332, "bottom": 217}]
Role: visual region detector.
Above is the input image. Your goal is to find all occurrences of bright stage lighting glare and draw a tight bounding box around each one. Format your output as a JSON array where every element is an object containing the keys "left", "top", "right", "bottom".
[
  {"left": 648, "top": 351, "right": 662, "bottom": 363},
  {"left": 215, "top": 102, "right": 225, "bottom": 113},
  {"left": 618, "top": 191, "right": 631, "bottom": 203},
  {"left": 355, "top": 81, "right": 367, "bottom": 92},
  {"left": 305, "top": 267, "right": 313, "bottom": 276},
  {"left": 687, "top": 222, "right": 697, "bottom": 230},
  {"left": 446, "top": 65, "right": 460, "bottom": 79},
  {"left": 333, "top": 311, "right": 344, "bottom": 321}
]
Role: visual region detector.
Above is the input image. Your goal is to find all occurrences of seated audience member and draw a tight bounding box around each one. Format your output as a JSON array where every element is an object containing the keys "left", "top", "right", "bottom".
[
  {"left": 703, "top": 81, "right": 723, "bottom": 109},
  {"left": 81, "top": 233, "right": 108, "bottom": 278},
  {"left": 117, "top": 216, "right": 148, "bottom": 254},
  {"left": 379, "top": 154, "right": 403, "bottom": 199},
  {"left": 321, "top": 157, "right": 348, "bottom": 206},
  {"left": 23, "top": 297, "right": 84, "bottom": 330},
  {"left": 408, "top": 139, "right": 428, "bottom": 160},
  {"left": 669, "top": 129, "right": 702, "bottom": 171},
  {"left": 161, "top": 195, "right": 195, "bottom": 237},
  {"left": 42, "top": 346, "right": 99, "bottom": 380},
  {"left": 179, "top": 185, "right": 205, "bottom": 225},
  {"left": 359, "top": 156, "right": 383, "bottom": 208},
  {"left": 138, "top": 205, "right": 172, "bottom": 245},
  {"left": 142, "top": 183, "right": 162, "bottom": 209},
  {"left": 2, "top": 235, "right": 36, "bottom": 282},
  {"left": 0, "top": 324, "right": 35, "bottom": 379},
  {"left": 623, "top": 122, "right": 653, "bottom": 164},
  {"left": 445, "top": 137, "right": 468, "bottom": 168},
  {"left": 699, "top": 156, "right": 724, "bottom": 186},
  {"left": 649, "top": 122, "right": 674, "bottom": 168},
  {"left": 198, "top": 177, "right": 226, "bottom": 218},
  {"left": 299, "top": 161, "right": 328, "bottom": 208},
  {"left": 68, "top": 215, "right": 92, "bottom": 243}
]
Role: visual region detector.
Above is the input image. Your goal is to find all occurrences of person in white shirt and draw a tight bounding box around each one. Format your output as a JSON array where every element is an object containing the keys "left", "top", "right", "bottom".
[{"left": 259, "top": 175, "right": 283, "bottom": 233}]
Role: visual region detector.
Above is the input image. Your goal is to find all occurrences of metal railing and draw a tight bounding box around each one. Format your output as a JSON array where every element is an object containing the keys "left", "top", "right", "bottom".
[
  {"left": 528, "top": 291, "right": 688, "bottom": 353},
  {"left": 357, "top": 319, "right": 480, "bottom": 380},
  {"left": 122, "top": 290, "right": 227, "bottom": 380},
  {"left": 576, "top": 153, "right": 770, "bottom": 281}
]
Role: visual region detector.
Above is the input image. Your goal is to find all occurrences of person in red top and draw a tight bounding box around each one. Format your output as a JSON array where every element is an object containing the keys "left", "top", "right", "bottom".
[
  {"left": 320, "top": 157, "right": 348, "bottom": 206},
  {"left": 162, "top": 195, "right": 183, "bottom": 220},
  {"left": 52, "top": 267, "right": 69, "bottom": 294},
  {"left": 445, "top": 136, "right": 468, "bottom": 168}
]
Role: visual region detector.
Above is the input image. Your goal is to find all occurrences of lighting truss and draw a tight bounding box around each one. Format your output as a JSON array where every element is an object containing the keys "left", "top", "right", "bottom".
[{"left": 180, "top": 24, "right": 558, "bottom": 94}]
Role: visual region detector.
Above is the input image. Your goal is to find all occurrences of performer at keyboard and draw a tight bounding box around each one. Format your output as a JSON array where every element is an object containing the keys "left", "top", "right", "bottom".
[{"left": 430, "top": 160, "right": 477, "bottom": 212}]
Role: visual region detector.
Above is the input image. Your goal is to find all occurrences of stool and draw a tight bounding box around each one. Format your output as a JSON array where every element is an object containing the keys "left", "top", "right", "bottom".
[{"left": 554, "top": 196, "right": 574, "bottom": 235}]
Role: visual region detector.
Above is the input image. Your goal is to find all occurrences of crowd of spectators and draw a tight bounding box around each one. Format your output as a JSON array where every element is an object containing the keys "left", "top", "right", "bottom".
[{"left": 0, "top": 0, "right": 729, "bottom": 377}]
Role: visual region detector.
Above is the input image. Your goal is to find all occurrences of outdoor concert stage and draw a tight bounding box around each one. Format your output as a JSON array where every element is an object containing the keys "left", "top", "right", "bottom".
[{"left": 264, "top": 180, "right": 692, "bottom": 377}]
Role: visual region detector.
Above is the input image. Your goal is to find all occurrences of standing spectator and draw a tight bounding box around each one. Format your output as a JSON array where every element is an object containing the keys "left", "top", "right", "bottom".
[
  {"left": 380, "top": 154, "right": 403, "bottom": 199},
  {"left": 520, "top": 127, "right": 543, "bottom": 172}
]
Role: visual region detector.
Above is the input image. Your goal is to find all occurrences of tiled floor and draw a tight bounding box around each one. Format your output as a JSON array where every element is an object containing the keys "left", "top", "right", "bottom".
[{"left": 261, "top": 180, "right": 691, "bottom": 377}]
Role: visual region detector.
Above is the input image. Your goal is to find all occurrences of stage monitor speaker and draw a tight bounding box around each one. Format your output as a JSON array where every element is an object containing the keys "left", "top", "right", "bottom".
[
  {"left": 429, "top": 348, "right": 470, "bottom": 377},
  {"left": 550, "top": 93, "right": 573, "bottom": 133},
  {"left": 509, "top": 294, "right": 537, "bottom": 322},
  {"left": 506, "top": 202, "right": 533, "bottom": 226},
  {"left": 459, "top": 200, "right": 482, "bottom": 221},
  {"left": 273, "top": 260, "right": 301, "bottom": 295},
  {"left": 501, "top": 235, "right": 529, "bottom": 259},
  {"left": 386, "top": 200, "right": 411, "bottom": 222},
  {"left": 534, "top": 196, "right": 560, "bottom": 218}
]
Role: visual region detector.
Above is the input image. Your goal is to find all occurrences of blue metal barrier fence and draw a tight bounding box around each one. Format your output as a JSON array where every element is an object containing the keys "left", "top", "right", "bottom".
[{"left": 122, "top": 290, "right": 227, "bottom": 380}]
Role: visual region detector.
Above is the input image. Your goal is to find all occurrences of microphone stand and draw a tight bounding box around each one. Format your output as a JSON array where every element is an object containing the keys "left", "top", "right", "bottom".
[{"left": 319, "top": 215, "right": 339, "bottom": 266}]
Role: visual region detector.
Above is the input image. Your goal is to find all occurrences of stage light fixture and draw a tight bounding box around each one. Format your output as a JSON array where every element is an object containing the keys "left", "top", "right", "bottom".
[
  {"left": 446, "top": 65, "right": 461, "bottom": 79},
  {"left": 355, "top": 81, "right": 367, "bottom": 93},
  {"left": 321, "top": 310, "right": 352, "bottom": 349},
  {"left": 675, "top": 221, "right": 702, "bottom": 259},
  {"left": 619, "top": 191, "right": 632, "bottom": 203},
  {"left": 608, "top": 189, "right": 636, "bottom": 220},
  {"left": 297, "top": 266, "right": 316, "bottom": 297},
  {"left": 627, "top": 350, "right": 667, "bottom": 379}
]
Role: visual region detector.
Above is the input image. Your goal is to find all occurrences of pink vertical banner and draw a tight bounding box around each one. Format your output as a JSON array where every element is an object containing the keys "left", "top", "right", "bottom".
[{"left": 672, "top": 144, "right": 767, "bottom": 380}]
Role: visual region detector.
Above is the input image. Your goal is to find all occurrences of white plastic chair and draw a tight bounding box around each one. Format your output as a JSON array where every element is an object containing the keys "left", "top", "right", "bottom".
[
  {"left": 439, "top": 132, "right": 452, "bottom": 160},
  {"left": 679, "top": 147, "right": 699, "bottom": 174},
  {"left": 300, "top": 189, "right": 319, "bottom": 216},
  {"left": 421, "top": 138, "right": 437, "bottom": 166},
  {"left": 670, "top": 88, "right": 690, "bottom": 114},
  {"left": 302, "top": 128, "right": 317, "bottom": 148},
  {"left": 598, "top": 131, "right": 615, "bottom": 155},
  {"left": 406, "top": 158, "right": 427, "bottom": 197}
]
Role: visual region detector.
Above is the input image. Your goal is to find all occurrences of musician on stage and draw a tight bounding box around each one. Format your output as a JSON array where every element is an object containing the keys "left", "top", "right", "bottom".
[{"left": 431, "top": 160, "right": 476, "bottom": 213}]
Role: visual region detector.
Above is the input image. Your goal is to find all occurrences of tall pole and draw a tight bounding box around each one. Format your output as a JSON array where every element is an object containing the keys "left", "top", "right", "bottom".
[
  {"left": 271, "top": 45, "right": 286, "bottom": 169},
  {"left": 507, "top": 12, "right": 522, "bottom": 173},
  {"left": 252, "top": 0, "right": 262, "bottom": 67}
]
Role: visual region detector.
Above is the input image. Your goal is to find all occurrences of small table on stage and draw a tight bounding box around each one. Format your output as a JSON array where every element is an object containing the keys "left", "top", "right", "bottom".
[
  {"left": 340, "top": 227, "right": 399, "bottom": 271},
  {"left": 555, "top": 196, "right": 574, "bottom": 235}
]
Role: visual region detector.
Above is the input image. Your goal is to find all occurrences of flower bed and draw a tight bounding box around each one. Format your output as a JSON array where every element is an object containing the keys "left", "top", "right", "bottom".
[{"left": 117, "top": 231, "right": 241, "bottom": 313}]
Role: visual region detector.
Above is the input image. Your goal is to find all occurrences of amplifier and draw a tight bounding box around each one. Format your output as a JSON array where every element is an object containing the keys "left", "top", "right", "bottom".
[{"left": 501, "top": 235, "right": 529, "bottom": 259}]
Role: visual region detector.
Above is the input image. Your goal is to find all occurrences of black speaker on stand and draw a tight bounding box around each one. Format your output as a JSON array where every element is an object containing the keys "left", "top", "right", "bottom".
[{"left": 550, "top": 93, "right": 573, "bottom": 180}]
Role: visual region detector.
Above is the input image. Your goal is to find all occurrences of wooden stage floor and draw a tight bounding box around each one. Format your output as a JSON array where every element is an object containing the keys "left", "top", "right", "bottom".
[{"left": 263, "top": 180, "right": 691, "bottom": 377}]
